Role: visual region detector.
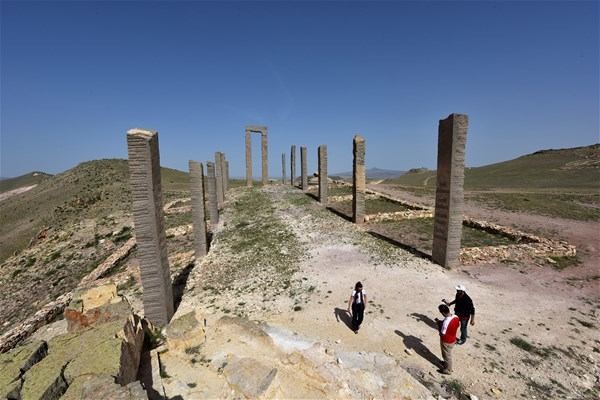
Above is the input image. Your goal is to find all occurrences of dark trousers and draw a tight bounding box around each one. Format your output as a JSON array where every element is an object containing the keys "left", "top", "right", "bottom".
[
  {"left": 351, "top": 303, "right": 364, "bottom": 331},
  {"left": 459, "top": 316, "right": 470, "bottom": 342}
]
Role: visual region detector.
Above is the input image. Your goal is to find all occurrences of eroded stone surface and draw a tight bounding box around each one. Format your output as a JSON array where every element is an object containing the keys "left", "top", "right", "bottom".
[{"left": 432, "top": 114, "right": 468, "bottom": 269}]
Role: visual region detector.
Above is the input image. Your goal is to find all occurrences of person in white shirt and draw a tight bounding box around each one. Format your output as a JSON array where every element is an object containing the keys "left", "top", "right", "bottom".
[{"left": 347, "top": 281, "right": 367, "bottom": 334}]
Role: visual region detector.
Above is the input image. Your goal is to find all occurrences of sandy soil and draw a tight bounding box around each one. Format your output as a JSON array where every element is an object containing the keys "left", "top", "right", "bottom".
[{"left": 183, "top": 185, "right": 599, "bottom": 399}]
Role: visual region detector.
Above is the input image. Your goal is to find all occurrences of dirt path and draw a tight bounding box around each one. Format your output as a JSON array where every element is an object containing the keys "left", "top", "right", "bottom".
[
  {"left": 265, "top": 185, "right": 599, "bottom": 399},
  {"left": 172, "top": 185, "right": 598, "bottom": 399}
]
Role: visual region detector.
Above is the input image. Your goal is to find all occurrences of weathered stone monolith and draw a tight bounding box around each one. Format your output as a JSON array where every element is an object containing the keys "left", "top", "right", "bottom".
[
  {"left": 215, "top": 152, "right": 224, "bottom": 210},
  {"left": 206, "top": 161, "right": 219, "bottom": 226},
  {"left": 189, "top": 160, "right": 208, "bottom": 258},
  {"left": 224, "top": 160, "right": 230, "bottom": 191},
  {"left": 281, "top": 153, "right": 286, "bottom": 184},
  {"left": 290, "top": 145, "right": 296, "bottom": 187},
  {"left": 432, "top": 113, "right": 468, "bottom": 269},
  {"left": 221, "top": 153, "right": 228, "bottom": 192},
  {"left": 352, "top": 135, "right": 366, "bottom": 224},
  {"left": 245, "top": 130, "right": 252, "bottom": 187},
  {"left": 318, "top": 145, "right": 328, "bottom": 205},
  {"left": 300, "top": 146, "right": 308, "bottom": 191},
  {"left": 261, "top": 130, "right": 268, "bottom": 185},
  {"left": 126, "top": 128, "right": 173, "bottom": 326}
]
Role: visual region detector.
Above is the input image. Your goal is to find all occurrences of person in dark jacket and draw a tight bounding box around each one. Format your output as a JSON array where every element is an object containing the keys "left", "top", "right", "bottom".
[
  {"left": 442, "top": 284, "right": 475, "bottom": 344},
  {"left": 347, "top": 281, "right": 367, "bottom": 333}
]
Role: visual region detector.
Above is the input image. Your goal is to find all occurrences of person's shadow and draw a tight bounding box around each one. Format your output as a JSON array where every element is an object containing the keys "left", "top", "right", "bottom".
[
  {"left": 334, "top": 307, "right": 354, "bottom": 331},
  {"left": 395, "top": 329, "right": 442, "bottom": 368},
  {"left": 409, "top": 313, "right": 438, "bottom": 330}
]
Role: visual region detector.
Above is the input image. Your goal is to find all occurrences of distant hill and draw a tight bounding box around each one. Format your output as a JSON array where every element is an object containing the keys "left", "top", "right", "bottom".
[
  {"left": 0, "top": 159, "right": 189, "bottom": 264},
  {"left": 384, "top": 144, "right": 600, "bottom": 190},
  {"left": 0, "top": 171, "right": 53, "bottom": 193},
  {"left": 335, "top": 167, "right": 406, "bottom": 180}
]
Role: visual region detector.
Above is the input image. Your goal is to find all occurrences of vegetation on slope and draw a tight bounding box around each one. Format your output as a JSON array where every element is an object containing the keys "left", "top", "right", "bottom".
[
  {"left": 385, "top": 144, "right": 600, "bottom": 190},
  {"left": 0, "top": 159, "right": 189, "bottom": 264}
]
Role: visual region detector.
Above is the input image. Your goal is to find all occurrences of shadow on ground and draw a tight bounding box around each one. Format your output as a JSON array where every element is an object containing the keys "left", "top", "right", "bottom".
[
  {"left": 395, "top": 329, "right": 441, "bottom": 368},
  {"left": 367, "top": 231, "right": 432, "bottom": 261},
  {"left": 409, "top": 313, "right": 439, "bottom": 330},
  {"left": 334, "top": 307, "right": 354, "bottom": 331}
]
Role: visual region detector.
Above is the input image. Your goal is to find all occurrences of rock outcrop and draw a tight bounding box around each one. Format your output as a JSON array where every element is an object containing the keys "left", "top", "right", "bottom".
[{"left": 0, "top": 285, "right": 145, "bottom": 400}]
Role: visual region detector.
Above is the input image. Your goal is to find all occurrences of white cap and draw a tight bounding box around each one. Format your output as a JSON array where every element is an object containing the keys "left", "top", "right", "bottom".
[{"left": 455, "top": 284, "right": 466, "bottom": 292}]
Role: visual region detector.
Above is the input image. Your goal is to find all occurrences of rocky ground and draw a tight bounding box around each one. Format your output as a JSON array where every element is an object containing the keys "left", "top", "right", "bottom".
[
  {"left": 3, "top": 183, "right": 598, "bottom": 399},
  {"left": 152, "top": 184, "right": 599, "bottom": 399}
]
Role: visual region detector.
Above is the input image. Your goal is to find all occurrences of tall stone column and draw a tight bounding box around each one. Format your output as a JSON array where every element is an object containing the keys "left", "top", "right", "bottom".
[
  {"left": 318, "top": 145, "right": 328, "bottom": 205},
  {"left": 126, "top": 128, "right": 173, "bottom": 326},
  {"left": 281, "top": 153, "right": 286, "bottom": 184},
  {"left": 300, "top": 146, "right": 308, "bottom": 191},
  {"left": 189, "top": 160, "right": 208, "bottom": 258},
  {"left": 245, "top": 130, "right": 252, "bottom": 187},
  {"left": 290, "top": 145, "right": 296, "bottom": 187},
  {"left": 215, "top": 152, "right": 224, "bottom": 210},
  {"left": 221, "top": 153, "right": 228, "bottom": 192},
  {"left": 432, "top": 113, "right": 468, "bottom": 269},
  {"left": 261, "top": 131, "right": 268, "bottom": 185},
  {"left": 352, "top": 135, "right": 366, "bottom": 224},
  {"left": 225, "top": 160, "right": 230, "bottom": 191},
  {"left": 206, "top": 161, "right": 219, "bottom": 226}
]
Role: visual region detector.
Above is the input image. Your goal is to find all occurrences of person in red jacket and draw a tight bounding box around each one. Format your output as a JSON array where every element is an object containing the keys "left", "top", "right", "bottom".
[{"left": 435, "top": 304, "right": 460, "bottom": 375}]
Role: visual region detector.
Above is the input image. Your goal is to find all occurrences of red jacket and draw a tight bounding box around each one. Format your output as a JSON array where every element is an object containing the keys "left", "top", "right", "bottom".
[{"left": 440, "top": 315, "right": 460, "bottom": 344}]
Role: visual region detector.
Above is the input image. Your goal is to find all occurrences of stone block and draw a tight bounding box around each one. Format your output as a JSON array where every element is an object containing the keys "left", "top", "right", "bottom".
[
  {"left": 20, "top": 304, "right": 144, "bottom": 399},
  {"left": 223, "top": 355, "right": 277, "bottom": 398},
  {"left": 165, "top": 310, "right": 205, "bottom": 353},
  {"left": 0, "top": 340, "right": 48, "bottom": 399}
]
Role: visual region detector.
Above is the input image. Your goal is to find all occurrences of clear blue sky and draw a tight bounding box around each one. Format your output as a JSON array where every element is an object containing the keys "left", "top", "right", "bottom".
[{"left": 1, "top": 1, "right": 598, "bottom": 178}]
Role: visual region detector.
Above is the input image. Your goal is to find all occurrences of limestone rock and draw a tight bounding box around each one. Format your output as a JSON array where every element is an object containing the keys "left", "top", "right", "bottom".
[
  {"left": 62, "top": 374, "right": 147, "bottom": 400},
  {"left": 0, "top": 340, "right": 48, "bottom": 399},
  {"left": 65, "top": 296, "right": 129, "bottom": 332},
  {"left": 165, "top": 310, "right": 205, "bottom": 353},
  {"left": 223, "top": 355, "right": 277, "bottom": 398},
  {"left": 20, "top": 305, "right": 144, "bottom": 399}
]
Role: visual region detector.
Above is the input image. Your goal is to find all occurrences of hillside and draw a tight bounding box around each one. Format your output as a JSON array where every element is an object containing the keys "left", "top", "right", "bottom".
[
  {"left": 0, "top": 159, "right": 189, "bottom": 264},
  {"left": 334, "top": 167, "right": 406, "bottom": 180},
  {"left": 0, "top": 171, "right": 53, "bottom": 193},
  {"left": 385, "top": 144, "right": 600, "bottom": 190}
]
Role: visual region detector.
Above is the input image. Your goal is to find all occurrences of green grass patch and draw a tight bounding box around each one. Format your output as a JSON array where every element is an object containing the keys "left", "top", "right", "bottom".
[
  {"left": 547, "top": 255, "right": 580, "bottom": 270},
  {"left": 372, "top": 217, "right": 517, "bottom": 251},
  {"left": 510, "top": 336, "right": 554, "bottom": 358},
  {"left": 469, "top": 192, "right": 600, "bottom": 221}
]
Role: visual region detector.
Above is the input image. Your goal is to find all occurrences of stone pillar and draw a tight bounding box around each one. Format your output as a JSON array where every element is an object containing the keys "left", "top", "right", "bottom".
[
  {"left": 224, "top": 159, "right": 230, "bottom": 192},
  {"left": 352, "top": 135, "right": 366, "bottom": 224},
  {"left": 245, "top": 130, "right": 252, "bottom": 187},
  {"left": 221, "top": 153, "right": 228, "bottom": 193},
  {"left": 281, "top": 153, "right": 286, "bottom": 184},
  {"left": 215, "top": 152, "right": 224, "bottom": 210},
  {"left": 290, "top": 145, "right": 296, "bottom": 187},
  {"left": 318, "top": 145, "right": 328, "bottom": 205},
  {"left": 300, "top": 146, "right": 308, "bottom": 191},
  {"left": 206, "top": 161, "right": 219, "bottom": 226},
  {"left": 126, "top": 128, "right": 173, "bottom": 326},
  {"left": 261, "top": 130, "right": 268, "bottom": 185},
  {"left": 432, "top": 114, "right": 468, "bottom": 269},
  {"left": 189, "top": 160, "right": 208, "bottom": 258}
]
